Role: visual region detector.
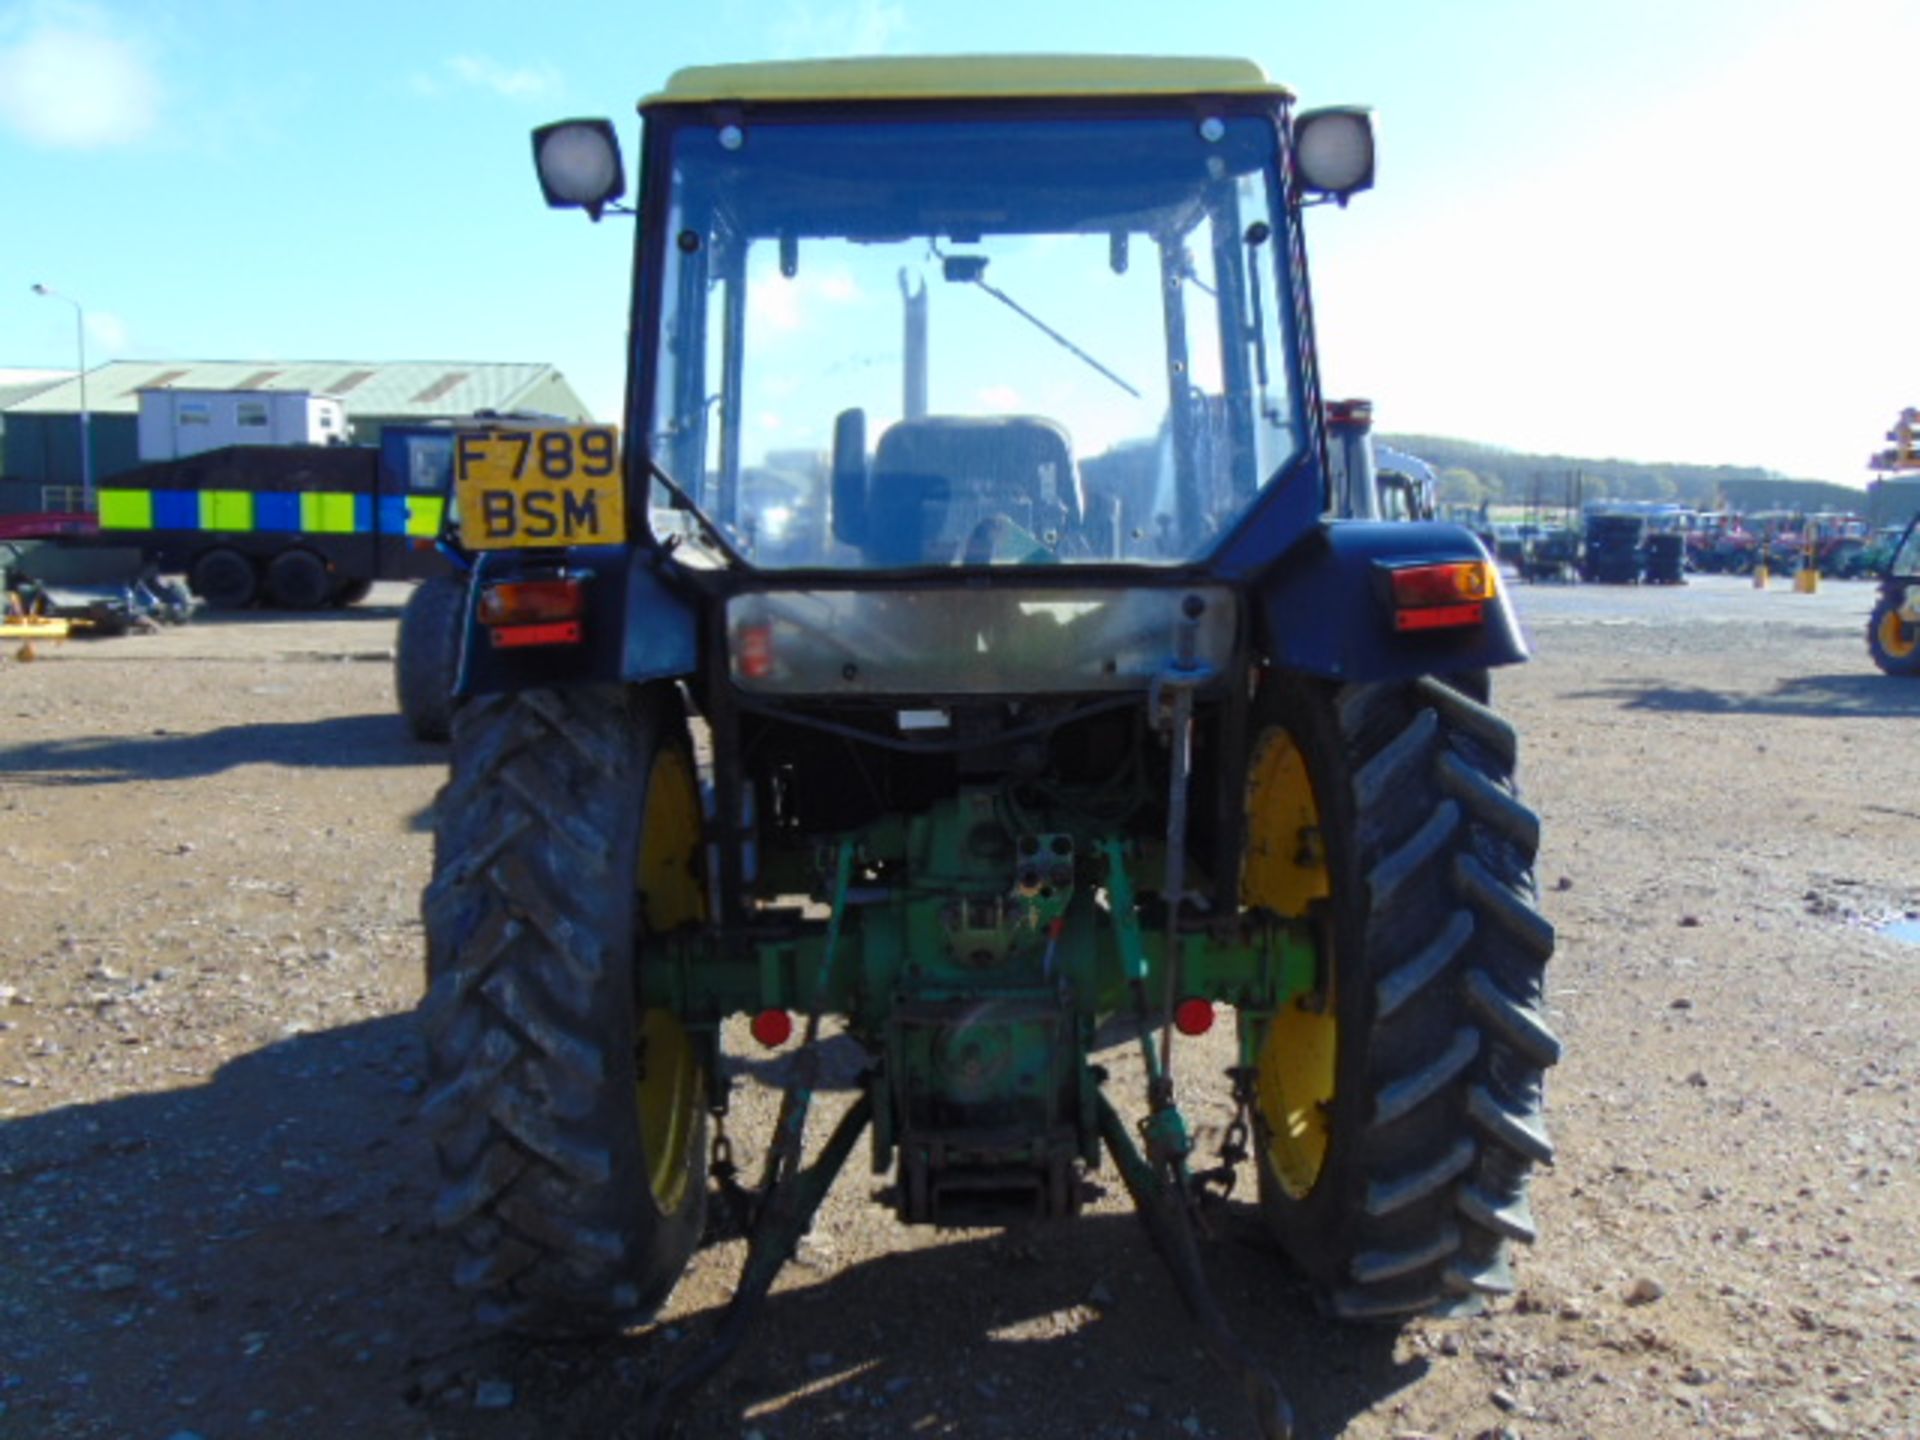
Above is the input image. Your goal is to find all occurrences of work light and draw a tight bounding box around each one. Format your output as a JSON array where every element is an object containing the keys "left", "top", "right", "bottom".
[
  {"left": 531, "top": 119, "right": 626, "bottom": 218},
  {"left": 1294, "top": 107, "right": 1375, "bottom": 200}
]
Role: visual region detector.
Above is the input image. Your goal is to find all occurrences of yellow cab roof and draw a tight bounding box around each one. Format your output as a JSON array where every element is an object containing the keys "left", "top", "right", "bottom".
[{"left": 644, "top": 55, "right": 1289, "bottom": 107}]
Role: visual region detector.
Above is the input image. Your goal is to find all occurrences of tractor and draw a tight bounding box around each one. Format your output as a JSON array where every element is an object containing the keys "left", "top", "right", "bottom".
[
  {"left": 419, "top": 56, "right": 1558, "bottom": 1436},
  {"left": 1867, "top": 511, "right": 1920, "bottom": 675}
]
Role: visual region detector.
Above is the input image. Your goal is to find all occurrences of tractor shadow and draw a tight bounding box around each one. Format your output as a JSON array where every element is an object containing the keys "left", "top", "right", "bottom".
[
  {"left": 1567, "top": 671, "right": 1920, "bottom": 719},
  {"left": 664, "top": 1218, "right": 1409, "bottom": 1438},
  {"left": 563, "top": 1204, "right": 1424, "bottom": 1439},
  {"left": 0, "top": 711, "right": 439, "bottom": 784},
  {"left": 1, "top": 1012, "right": 1427, "bottom": 1439}
]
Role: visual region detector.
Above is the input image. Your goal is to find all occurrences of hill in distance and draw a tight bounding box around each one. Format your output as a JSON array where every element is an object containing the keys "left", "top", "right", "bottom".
[{"left": 1383, "top": 433, "right": 1875, "bottom": 518}]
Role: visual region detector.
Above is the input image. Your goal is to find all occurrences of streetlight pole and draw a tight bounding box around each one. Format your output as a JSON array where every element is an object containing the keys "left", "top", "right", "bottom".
[{"left": 30, "top": 283, "right": 93, "bottom": 512}]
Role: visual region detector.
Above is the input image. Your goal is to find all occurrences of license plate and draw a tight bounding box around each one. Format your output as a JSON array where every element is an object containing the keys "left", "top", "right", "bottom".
[{"left": 453, "top": 425, "right": 625, "bottom": 549}]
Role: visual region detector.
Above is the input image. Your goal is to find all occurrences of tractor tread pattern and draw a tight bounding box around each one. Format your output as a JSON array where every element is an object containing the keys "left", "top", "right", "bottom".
[
  {"left": 1374, "top": 911, "right": 1472, "bottom": 1021},
  {"left": 1464, "top": 967, "right": 1563, "bottom": 1070},
  {"left": 1456, "top": 1182, "right": 1538, "bottom": 1244},
  {"left": 1436, "top": 747, "right": 1540, "bottom": 854},
  {"left": 1261, "top": 675, "right": 1557, "bottom": 1324},
  {"left": 420, "top": 685, "right": 705, "bottom": 1334},
  {"left": 1364, "top": 1137, "right": 1476, "bottom": 1219},
  {"left": 1327, "top": 1283, "right": 1442, "bottom": 1323},
  {"left": 1366, "top": 800, "right": 1460, "bottom": 912},
  {"left": 1350, "top": 1223, "right": 1461, "bottom": 1285},
  {"left": 1444, "top": 1248, "right": 1518, "bottom": 1297},
  {"left": 1370, "top": 1028, "right": 1480, "bottom": 1128}
]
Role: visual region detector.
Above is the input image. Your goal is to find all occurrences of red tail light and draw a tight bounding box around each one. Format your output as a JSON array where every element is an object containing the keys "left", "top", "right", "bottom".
[
  {"left": 478, "top": 577, "right": 586, "bottom": 649},
  {"left": 1386, "top": 561, "right": 1495, "bottom": 632},
  {"left": 477, "top": 578, "right": 585, "bottom": 625}
]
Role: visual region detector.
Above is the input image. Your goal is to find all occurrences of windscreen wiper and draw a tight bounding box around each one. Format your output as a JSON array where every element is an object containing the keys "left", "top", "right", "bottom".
[{"left": 943, "top": 253, "right": 1141, "bottom": 399}]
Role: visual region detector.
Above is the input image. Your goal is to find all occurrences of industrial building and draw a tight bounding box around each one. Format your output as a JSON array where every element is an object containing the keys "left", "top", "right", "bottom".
[{"left": 0, "top": 359, "right": 592, "bottom": 512}]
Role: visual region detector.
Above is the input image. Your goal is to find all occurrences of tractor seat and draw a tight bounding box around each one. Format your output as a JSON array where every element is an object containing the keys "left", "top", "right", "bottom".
[{"left": 864, "top": 415, "right": 1080, "bottom": 565}]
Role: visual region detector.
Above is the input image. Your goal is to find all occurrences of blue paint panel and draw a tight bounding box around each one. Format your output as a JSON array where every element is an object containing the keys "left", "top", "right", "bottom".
[
  {"left": 1257, "top": 521, "right": 1527, "bottom": 683},
  {"left": 355, "top": 494, "right": 374, "bottom": 533},
  {"left": 620, "top": 552, "right": 699, "bottom": 683},
  {"left": 255, "top": 492, "right": 302, "bottom": 532},
  {"left": 378, "top": 496, "right": 408, "bottom": 537},
  {"left": 153, "top": 490, "right": 200, "bottom": 531}
]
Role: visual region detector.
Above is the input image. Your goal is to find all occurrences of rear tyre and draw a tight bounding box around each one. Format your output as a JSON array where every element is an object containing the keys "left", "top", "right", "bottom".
[
  {"left": 1868, "top": 596, "right": 1920, "bottom": 676},
  {"left": 421, "top": 684, "right": 710, "bottom": 1332},
  {"left": 333, "top": 578, "right": 373, "bottom": 607},
  {"left": 265, "top": 548, "right": 333, "bottom": 610},
  {"left": 190, "top": 547, "right": 258, "bottom": 609},
  {"left": 1242, "top": 675, "right": 1557, "bottom": 1321},
  {"left": 395, "top": 576, "right": 467, "bottom": 742}
]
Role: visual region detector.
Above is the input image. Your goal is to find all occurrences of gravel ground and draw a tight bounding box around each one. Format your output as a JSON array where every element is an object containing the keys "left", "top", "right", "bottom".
[{"left": 2, "top": 573, "right": 1917, "bottom": 1439}]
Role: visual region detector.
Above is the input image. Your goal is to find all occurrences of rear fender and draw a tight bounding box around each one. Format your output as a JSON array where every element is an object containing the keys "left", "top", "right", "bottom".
[
  {"left": 454, "top": 546, "right": 699, "bottom": 697},
  {"left": 1257, "top": 521, "right": 1527, "bottom": 683}
]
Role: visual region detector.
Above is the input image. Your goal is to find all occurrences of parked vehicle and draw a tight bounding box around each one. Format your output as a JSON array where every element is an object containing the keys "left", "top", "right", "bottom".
[
  {"left": 1520, "top": 527, "right": 1580, "bottom": 582},
  {"left": 1582, "top": 511, "right": 1645, "bottom": 583},
  {"left": 1868, "top": 513, "right": 1920, "bottom": 675},
  {"left": 64, "top": 426, "right": 459, "bottom": 609},
  {"left": 416, "top": 57, "right": 1558, "bottom": 1436},
  {"left": 1322, "top": 400, "right": 1439, "bottom": 523},
  {"left": 1643, "top": 530, "right": 1687, "bottom": 584}
]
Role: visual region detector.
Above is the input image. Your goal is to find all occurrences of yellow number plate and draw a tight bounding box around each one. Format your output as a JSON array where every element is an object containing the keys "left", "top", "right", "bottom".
[{"left": 453, "top": 425, "right": 625, "bottom": 549}]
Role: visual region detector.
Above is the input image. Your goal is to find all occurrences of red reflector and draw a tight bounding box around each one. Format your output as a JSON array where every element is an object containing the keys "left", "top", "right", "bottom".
[
  {"left": 1394, "top": 602, "right": 1486, "bottom": 632},
  {"left": 1173, "top": 998, "right": 1215, "bottom": 1036},
  {"left": 477, "top": 578, "right": 585, "bottom": 627},
  {"left": 736, "top": 623, "right": 774, "bottom": 680},
  {"left": 489, "top": 620, "right": 584, "bottom": 649},
  {"left": 750, "top": 1008, "right": 793, "bottom": 1048}
]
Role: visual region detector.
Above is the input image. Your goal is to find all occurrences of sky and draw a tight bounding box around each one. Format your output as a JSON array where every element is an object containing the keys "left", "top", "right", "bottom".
[{"left": 1, "top": 0, "right": 1915, "bottom": 484}]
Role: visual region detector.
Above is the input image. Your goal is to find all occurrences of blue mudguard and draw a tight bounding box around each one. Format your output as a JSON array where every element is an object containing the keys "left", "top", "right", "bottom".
[
  {"left": 453, "top": 546, "right": 699, "bottom": 697},
  {"left": 1256, "top": 521, "right": 1528, "bottom": 684}
]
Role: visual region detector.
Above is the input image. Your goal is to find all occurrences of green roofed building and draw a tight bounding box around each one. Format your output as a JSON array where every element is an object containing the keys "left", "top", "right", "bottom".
[{"left": 0, "top": 359, "right": 592, "bottom": 509}]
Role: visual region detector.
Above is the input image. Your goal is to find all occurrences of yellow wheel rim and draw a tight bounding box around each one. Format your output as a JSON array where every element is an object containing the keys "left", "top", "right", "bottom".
[
  {"left": 1242, "top": 725, "right": 1337, "bottom": 1199},
  {"left": 636, "top": 743, "right": 706, "bottom": 1212},
  {"left": 635, "top": 1007, "right": 700, "bottom": 1212},
  {"left": 1881, "top": 609, "right": 1918, "bottom": 660}
]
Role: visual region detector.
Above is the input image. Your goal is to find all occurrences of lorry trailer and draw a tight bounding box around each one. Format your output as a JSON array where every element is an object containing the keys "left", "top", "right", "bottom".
[{"left": 87, "top": 425, "right": 456, "bottom": 608}]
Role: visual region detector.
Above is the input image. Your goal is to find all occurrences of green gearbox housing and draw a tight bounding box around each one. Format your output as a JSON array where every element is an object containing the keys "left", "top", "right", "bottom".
[{"left": 654, "top": 787, "right": 1318, "bottom": 1223}]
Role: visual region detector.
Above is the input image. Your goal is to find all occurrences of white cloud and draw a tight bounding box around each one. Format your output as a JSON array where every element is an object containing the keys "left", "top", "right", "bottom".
[
  {"left": 0, "top": 2, "right": 162, "bottom": 148},
  {"left": 748, "top": 265, "right": 864, "bottom": 334},
  {"left": 771, "top": 0, "right": 908, "bottom": 59},
  {"left": 414, "top": 52, "right": 561, "bottom": 102},
  {"left": 752, "top": 276, "right": 804, "bottom": 333},
  {"left": 84, "top": 309, "right": 128, "bottom": 354}
]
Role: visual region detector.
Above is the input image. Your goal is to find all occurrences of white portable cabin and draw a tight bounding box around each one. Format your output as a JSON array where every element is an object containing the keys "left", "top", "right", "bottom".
[{"left": 136, "top": 388, "right": 348, "bottom": 461}]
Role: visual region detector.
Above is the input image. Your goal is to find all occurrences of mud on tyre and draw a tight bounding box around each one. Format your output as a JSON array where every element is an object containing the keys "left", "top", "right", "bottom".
[
  {"left": 420, "top": 683, "right": 709, "bottom": 1332},
  {"left": 1243, "top": 674, "right": 1558, "bottom": 1320}
]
